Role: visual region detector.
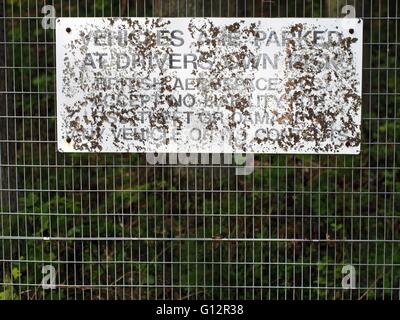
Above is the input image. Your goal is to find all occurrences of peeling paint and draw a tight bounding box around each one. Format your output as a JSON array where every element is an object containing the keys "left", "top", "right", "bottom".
[{"left": 56, "top": 18, "right": 363, "bottom": 154}]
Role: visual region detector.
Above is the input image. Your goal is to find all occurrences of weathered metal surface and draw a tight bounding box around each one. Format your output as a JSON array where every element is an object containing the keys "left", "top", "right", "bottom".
[{"left": 56, "top": 18, "right": 362, "bottom": 153}]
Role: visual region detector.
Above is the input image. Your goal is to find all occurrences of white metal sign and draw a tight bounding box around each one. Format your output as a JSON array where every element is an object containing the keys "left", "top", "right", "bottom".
[{"left": 56, "top": 18, "right": 362, "bottom": 153}]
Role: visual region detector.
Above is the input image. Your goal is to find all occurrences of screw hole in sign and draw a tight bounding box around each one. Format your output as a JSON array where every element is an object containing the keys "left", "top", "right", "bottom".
[{"left": 66, "top": 27, "right": 71, "bottom": 33}]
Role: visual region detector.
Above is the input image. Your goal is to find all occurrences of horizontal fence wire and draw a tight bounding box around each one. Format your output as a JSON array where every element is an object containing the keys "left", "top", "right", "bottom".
[{"left": 0, "top": 0, "right": 399, "bottom": 300}]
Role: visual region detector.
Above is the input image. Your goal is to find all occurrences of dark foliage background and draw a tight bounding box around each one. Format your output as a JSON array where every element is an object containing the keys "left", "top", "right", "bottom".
[{"left": 0, "top": 0, "right": 399, "bottom": 299}]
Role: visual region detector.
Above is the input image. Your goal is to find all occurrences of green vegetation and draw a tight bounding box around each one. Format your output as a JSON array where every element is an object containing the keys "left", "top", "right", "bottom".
[{"left": 1, "top": 0, "right": 399, "bottom": 300}]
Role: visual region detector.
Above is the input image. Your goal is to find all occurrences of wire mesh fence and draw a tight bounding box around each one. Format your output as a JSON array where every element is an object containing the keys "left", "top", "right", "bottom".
[{"left": 0, "top": 0, "right": 399, "bottom": 300}]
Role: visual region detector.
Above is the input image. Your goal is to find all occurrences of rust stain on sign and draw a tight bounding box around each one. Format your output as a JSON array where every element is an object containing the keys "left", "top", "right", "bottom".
[{"left": 56, "top": 18, "right": 363, "bottom": 153}]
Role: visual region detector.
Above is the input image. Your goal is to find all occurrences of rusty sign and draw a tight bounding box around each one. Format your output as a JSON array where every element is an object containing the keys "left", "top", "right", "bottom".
[{"left": 56, "top": 18, "right": 362, "bottom": 153}]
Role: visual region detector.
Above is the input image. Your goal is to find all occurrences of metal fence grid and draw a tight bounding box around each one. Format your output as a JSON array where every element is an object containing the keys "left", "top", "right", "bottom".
[{"left": 0, "top": 0, "right": 399, "bottom": 300}]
